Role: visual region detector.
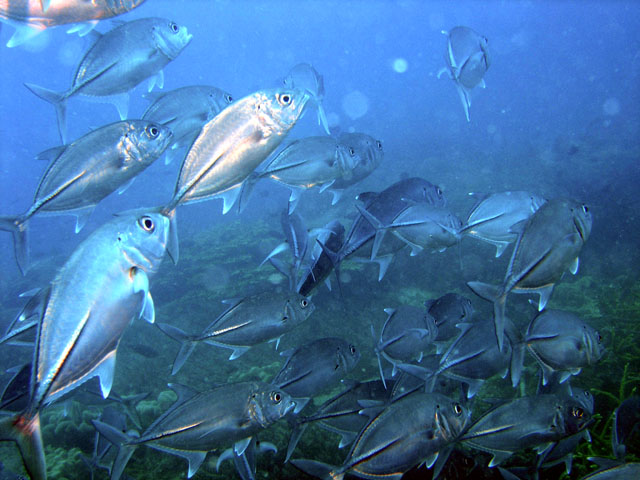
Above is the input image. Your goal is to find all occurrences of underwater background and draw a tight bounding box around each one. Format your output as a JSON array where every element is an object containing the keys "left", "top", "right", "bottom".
[{"left": 0, "top": 0, "right": 639, "bottom": 479}]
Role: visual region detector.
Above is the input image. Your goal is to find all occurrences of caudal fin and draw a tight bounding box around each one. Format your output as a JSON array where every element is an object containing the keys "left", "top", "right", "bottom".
[
  {"left": 90, "top": 420, "right": 138, "bottom": 480},
  {"left": 24, "top": 83, "right": 68, "bottom": 143},
  {"left": 156, "top": 323, "right": 196, "bottom": 375},
  {"left": 0, "top": 413, "right": 46, "bottom": 480},
  {"left": 0, "top": 216, "right": 29, "bottom": 275},
  {"left": 466, "top": 281, "right": 508, "bottom": 352}
]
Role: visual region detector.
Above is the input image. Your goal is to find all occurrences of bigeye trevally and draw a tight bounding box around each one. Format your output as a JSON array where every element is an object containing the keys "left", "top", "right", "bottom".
[
  {"left": 0, "top": 208, "right": 172, "bottom": 480},
  {"left": 438, "top": 26, "right": 491, "bottom": 122}
]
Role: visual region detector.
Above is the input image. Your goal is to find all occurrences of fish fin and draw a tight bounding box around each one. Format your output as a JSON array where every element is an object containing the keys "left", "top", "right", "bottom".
[
  {"left": 354, "top": 203, "right": 387, "bottom": 260},
  {"left": 149, "top": 446, "right": 206, "bottom": 478},
  {"left": 318, "top": 179, "right": 335, "bottom": 194},
  {"left": 234, "top": 437, "right": 252, "bottom": 456},
  {"left": 432, "top": 445, "right": 453, "bottom": 478},
  {"left": 290, "top": 459, "right": 342, "bottom": 480},
  {"left": 489, "top": 451, "right": 513, "bottom": 467},
  {"left": 338, "top": 432, "right": 356, "bottom": 449},
  {"left": 74, "top": 205, "right": 95, "bottom": 233},
  {"left": 24, "top": 82, "right": 68, "bottom": 143},
  {"left": 569, "top": 257, "right": 579, "bottom": 275},
  {"left": 148, "top": 70, "right": 165, "bottom": 92},
  {"left": 355, "top": 191, "right": 378, "bottom": 206},
  {"left": 537, "top": 285, "right": 554, "bottom": 311},
  {"left": 117, "top": 177, "right": 136, "bottom": 195},
  {"left": 510, "top": 341, "right": 525, "bottom": 388},
  {"left": 479, "top": 78, "right": 487, "bottom": 88},
  {"left": 317, "top": 103, "right": 331, "bottom": 134},
  {"left": 455, "top": 82, "right": 472, "bottom": 122},
  {"left": 424, "top": 452, "right": 439, "bottom": 469},
  {"left": 288, "top": 188, "right": 303, "bottom": 214},
  {"left": 131, "top": 268, "right": 151, "bottom": 319},
  {"left": 216, "top": 448, "right": 233, "bottom": 470},
  {"left": 0, "top": 216, "right": 29, "bottom": 275},
  {"left": 6, "top": 24, "right": 43, "bottom": 48},
  {"left": 35, "top": 145, "right": 67, "bottom": 162},
  {"left": 372, "top": 254, "right": 394, "bottom": 281},
  {"left": 0, "top": 414, "right": 46, "bottom": 480},
  {"left": 162, "top": 209, "right": 179, "bottom": 265},
  {"left": 494, "top": 241, "right": 510, "bottom": 258},
  {"left": 466, "top": 281, "right": 507, "bottom": 351},
  {"left": 218, "top": 187, "right": 242, "bottom": 214},
  {"left": 155, "top": 323, "right": 196, "bottom": 375},
  {"left": 66, "top": 21, "right": 99, "bottom": 37},
  {"left": 167, "top": 383, "right": 199, "bottom": 405},
  {"left": 236, "top": 173, "right": 260, "bottom": 213},
  {"left": 96, "top": 350, "right": 117, "bottom": 398},
  {"left": 293, "top": 397, "right": 310, "bottom": 414},
  {"left": 286, "top": 422, "right": 309, "bottom": 462},
  {"left": 140, "top": 292, "right": 155, "bottom": 324},
  {"left": 228, "top": 346, "right": 250, "bottom": 360},
  {"left": 260, "top": 242, "right": 289, "bottom": 267},
  {"left": 464, "top": 378, "right": 484, "bottom": 398},
  {"left": 437, "top": 66, "right": 451, "bottom": 79},
  {"left": 329, "top": 189, "right": 343, "bottom": 205},
  {"left": 111, "top": 93, "right": 130, "bottom": 120}
]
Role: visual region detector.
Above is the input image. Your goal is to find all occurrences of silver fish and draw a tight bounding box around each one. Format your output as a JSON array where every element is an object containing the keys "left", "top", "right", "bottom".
[
  {"left": 438, "top": 26, "right": 491, "bottom": 121},
  {"left": 0, "top": 208, "right": 172, "bottom": 480},
  {"left": 164, "top": 87, "right": 309, "bottom": 217},
  {"left": 467, "top": 198, "right": 593, "bottom": 351},
  {"left": 0, "top": 120, "right": 172, "bottom": 274},
  {"left": 92, "top": 382, "right": 295, "bottom": 480},
  {"left": 524, "top": 309, "right": 604, "bottom": 385},
  {"left": 283, "top": 62, "right": 330, "bottom": 134},
  {"left": 156, "top": 291, "right": 314, "bottom": 374},
  {"left": 0, "top": 0, "right": 147, "bottom": 47},
  {"left": 292, "top": 392, "right": 470, "bottom": 480},
  {"left": 25, "top": 17, "right": 193, "bottom": 143},
  {"left": 333, "top": 132, "right": 384, "bottom": 192},
  {"left": 142, "top": 85, "right": 234, "bottom": 165},
  {"left": 425, "top": 292, "right": 474, "bottom": 347},
  {"left": 612, "top": 396, "right": 640, "bottom": 460},
  {"left": 462, "top": 191, "right": 547, "bottom": 257}
]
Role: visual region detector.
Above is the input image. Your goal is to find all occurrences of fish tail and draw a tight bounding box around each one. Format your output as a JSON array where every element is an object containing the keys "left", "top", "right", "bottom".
[
  {"left": 24, "top": 83, "right": 68, "bottom": 143},
  {"left": 466, "top": 281, "right": 508, "bottom": 351},
  {"left": 0, "top": 215, "right": 29, "bottom": 275},
  {"left": 155, "top": 323, "right": 196, "bottom": 375},
  {"left": 236, "top": 172, "right": 261, "bottom": 214},
  {"left": 0, "top": 413, "right": 47, "bottom": 480},
  {"left": 91, "top": 420, "right": 138, "bottom": 480}
]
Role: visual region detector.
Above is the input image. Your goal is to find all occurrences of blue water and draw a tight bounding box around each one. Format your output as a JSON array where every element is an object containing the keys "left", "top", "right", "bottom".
[{"left": 0, "top": 1, "right": 639, "bottom": 479}]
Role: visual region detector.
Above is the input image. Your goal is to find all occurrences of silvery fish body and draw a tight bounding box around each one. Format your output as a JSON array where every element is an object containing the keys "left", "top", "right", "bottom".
[
  {"left": 331, "top": 132, "right": 384, "bottom": 191},
  {"left": 525, "top": 309, "right": 604, "bottom": 385},
  {"left": 93, "top": 382, "right": 295, "bottom": 480},
  {"left": 425, "top": 293, "right": 474, "bottom": 346},
  {"left": 0, "top": 0, "right": 147, "bottom": 47},
  {"left": 440, "top": 26, "right": 490, "bottom": 121},
  {"left": 142, "top": 85, "right": 233, "bottom": 164},
  {"left": 462, "top": 393, "right": 591, "bottom": 467},
  {"left": 157, "top": 291, "right": 314, "bottom": 374},
  {"left": 462, "top": 191, "right": 547, "bottom": 257},
  {"left": 166, "top": 88, "right": 309, "bottom": 214},
  {"left": 0, "top": 208, "right": 171, "bottom": 480},
  {"left": 467, "top": 198, "right": 592, "bottom": 351},
  {"left": 25, "top": 17, "right": 192, "bottom": 142},
  {"left": 283, "top": 62, "right": 330, "bottom": 134},
  {"left": 375, "top": 305, "right": 438, "bottom": 387},
  {"left": 271, "top": 337, "right": 360, "bottom": 404},
  {"left": 292, "top": 392, "right": 470, "bottom": 480},
  {"left": 297, "top": 219, "right": 345, "bottom": 296}
]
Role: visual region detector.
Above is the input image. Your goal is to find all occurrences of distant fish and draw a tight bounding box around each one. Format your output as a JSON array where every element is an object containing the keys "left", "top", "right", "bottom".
[
  {"left": 468, "top": 198, "right": 593, "bottom": 351},
  {"left": 142, "top": 85, "right": 233, "bottom": 165},
  {"left": 438, "top": 26, "right": 491, "bottom": 121},
  {"left": 297, "top": 219, "right": 345, "bottom": 296},
  {"left": 0, "top": 120, "right": 172, "bottom": 274},
  {"left": 0, "top": 0, "right": 148, "bottom": 48},
  {"left": 283, "top": 62, "right": 330, "bottom": 134},
  {"left": 425, "top": 293, "right": 474, "bottom": 348},
  {"left": 462, "top": 191, "right": 547, "bottom": 257},
  {"left": 25, "top": 17, "right": 192, "bottom": 143},
  {"left": 613, "top": 396, "right": 640, "bottom": 460}
]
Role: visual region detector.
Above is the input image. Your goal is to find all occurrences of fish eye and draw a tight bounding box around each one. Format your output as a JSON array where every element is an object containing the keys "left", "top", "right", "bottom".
[
  {"left": 147, "top": 125, "right": 159, "bottom": 138},
  {"left": 300, "top": 299, "right": 309, "bottom": 308},
  {"left": 138, "top": 216, "right": 155, "bottom": 232},
  {"left": 169, "top": 22, "right": 179, "bottom": 33},
  {"left": 582, "top": 204, "right": 589, "bottom": 214},
  {"left": 282, "top": 315, "right": 288, "bottom": 322},
  {"left": 279, "top": 94, "right": 292, "bottom": 105},
  {"left": 376, "top": 140, "right": 383, "bottom": 151},
  {"left": 596, "top": 332, "right": 602, "bottom": 342},
  {"left": 437, "top": 187, "right": 443, "bottom": 196},
  {"left": 572, "top": 407, "right": 584, "bottom": 418},
  {"left": 349, "top": 345, "right": 357, "bottom": 355},
  {"left": 224, "top": 93, "right": 233, "bottom": 103},
  {"left": 271, "top": 392, "right": 282, "bottom": 404},
  {"left": 348, "top": 147, "right": 356, "bottom": 156},
  {"left": 453, "top": 403, "right": 463, "bottom": 415}
]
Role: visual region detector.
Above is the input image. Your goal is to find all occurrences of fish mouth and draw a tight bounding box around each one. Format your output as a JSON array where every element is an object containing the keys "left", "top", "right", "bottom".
[{"left": 573, "top": 218, "right": 585, "bottom": 241}]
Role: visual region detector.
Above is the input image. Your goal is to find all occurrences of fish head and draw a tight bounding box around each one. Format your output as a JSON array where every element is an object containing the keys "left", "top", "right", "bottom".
[
  {"left": 434, "top": 397, "right": 471, "bottom": 442},
  {"left": 338, "top": 133, "right": 384, "bottom": 172},
  {"left": 112, "top": 208, "right": 172, "bottom": 273},
  {"left": 562, "top": 398, "right": 593, "bottom": 435},
  {"left": 152, "top": 19, "right": 193, "bottom": 60},
  {"left": 248, "top": 385, "right": 296, "bottom": 427},
  {"left": 286, "top": 294, "right": 315, "bottom": 324},
  {"left": 582, "top": 325, "right": 605, "bottom": 365},
  {"left": 570, "top": 387, "right": 595, "bottom": 415},
  {"left": 571, "top": 202, "right": 593, "bottom": 243},
  {"left": 254, "top": 88, "right": 310, "bottom": 134},
  {"left": 129, "top": 121, "right": 173, "bottom": 163},
  {"left": 336, "top": 342, "right": 361, "bottom": 373},
  {"left": 283, "top": 62, "right": 324, "bottom": 99}
]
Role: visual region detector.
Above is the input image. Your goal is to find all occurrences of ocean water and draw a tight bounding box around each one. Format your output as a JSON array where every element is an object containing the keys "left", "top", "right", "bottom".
[{"left": 0, "top": 0, "right": 639, "bottom": 479}]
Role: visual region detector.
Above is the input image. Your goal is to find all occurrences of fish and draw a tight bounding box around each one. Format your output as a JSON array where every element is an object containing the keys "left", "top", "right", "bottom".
[
  {"left": 142, "top": 85, "right": 234, "bottom": 165},
  {"left": 461, "top": 393, "right": 592, "bottom": 467},
  {"left": 296, "top": 219, "right": 345, "bottom": 296},
  {"left": 260, "top": 210, "right": 310, "bottom": 276},
  {"left": 467, "top": 198, "right": 593, "bottom": 351},
  {"left": 438, "top": 26, "right": 491, "bottom": 121},
  {"left": 156, "top": 291, "right": 315, "bottom": 374},
  {"left": 283, "top": 62, "right": 330, "bottom": 134},
  {"left": 271, "top": 337, "right": 361, "bottom": 412},
  {"left": 612, "top": 396, "right": 640, "bottom": 460},
  {"left": 461, "top": 191, "right": 547, "bottom": 257},
  {"left": 373, "top": 305, "right": 438, "bottom": 388},
  {"left": 92, "top": 381, "right": 295, "bottom": 480},
  {"left": 0, "top": 120, "right": 172, "bottom": 274},
  {"left": 425, "top": 292, "right": 474, "bottom": 348},
  {"left": 523, "top": 309, "right": 604, "bottom": 385},
  {"left": 580, "top": 458, "right": 640, "bottom": 479},
  {"left": 331, "top": 132, "right": 384, "bottom": 193},
  {"left": 164, "top": 87, "right": 309, "bottom": 218},
  {"left": 81, "top": 406, "right": 128, "bottom": 480},
  {"left": 24, "top": 17, "right": 193, "bottom": 143},
  {"left": 0, "top": 0, "right": 148, "bottom": 48},
  {"left": 0, "top": 208, "right": 172, "bottom": 480},
  {"left": 291, "top": 392, "right": 470, "bottom": 480}
]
